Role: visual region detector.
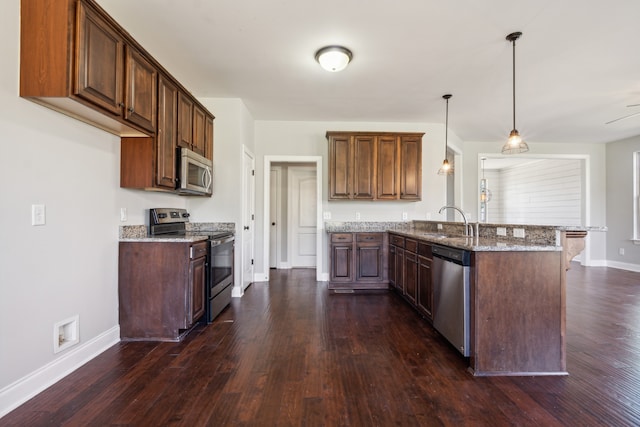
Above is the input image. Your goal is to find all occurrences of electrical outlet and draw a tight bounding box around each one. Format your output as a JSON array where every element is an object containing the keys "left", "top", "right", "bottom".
[
  {"left": 496, "top": 227, "right": 507, "bottom": 236},
  {"left": 323, "top": 211, "right": 332, "bottom": 220},
  {"left": 513, "top": 228, "right": 526, "bottom": 238},
  {"left": 31, "top": 204, "right": 46, "bottom": 226},
  {"left": 402, "top": 212, "right": 408, "bottom": 221},
  {"left": 437, "top": 223, "right": 443, "bottom": 230},
  {"left": 355, "top": 212, "right": 361, "bottom": 220}
]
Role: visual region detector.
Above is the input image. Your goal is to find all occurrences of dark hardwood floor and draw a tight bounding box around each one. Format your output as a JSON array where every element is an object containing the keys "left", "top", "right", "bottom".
[{"left": 2, "top": 264, "right": 640, "bottom": 426}]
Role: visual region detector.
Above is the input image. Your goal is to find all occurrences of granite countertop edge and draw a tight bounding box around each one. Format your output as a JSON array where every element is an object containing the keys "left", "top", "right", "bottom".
[{"left": 325, "top": 221, "right": 563, "bottom": 252}]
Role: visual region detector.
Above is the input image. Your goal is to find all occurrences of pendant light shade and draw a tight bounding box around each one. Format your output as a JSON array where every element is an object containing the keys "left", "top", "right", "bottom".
[
  {"left": 438, "top": 94, "right": 454, "bottom": 175},
  {"left": 502, "top": 32, "right": 529, "bottom": 154},
  {"left": 315, "top": 46, "right": 353, "bottom": 72}
]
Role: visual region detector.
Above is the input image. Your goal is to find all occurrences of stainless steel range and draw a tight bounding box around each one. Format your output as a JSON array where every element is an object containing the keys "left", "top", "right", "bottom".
[{"left": 149, "top": 208, "right": 234, "bottom": 323}]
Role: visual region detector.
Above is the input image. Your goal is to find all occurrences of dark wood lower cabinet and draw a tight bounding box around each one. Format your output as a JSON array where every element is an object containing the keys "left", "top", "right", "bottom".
[
  {"left": 389, "top": 233, "right": 432, "bottom": 321},
  {"left": 329, "top": 232, "right": 388, "bottom": 289},
  {"left": 118, "top": 240, "right": 207, "bottom": 341},
  {"left": 417, "top": 242, "right": 433, "bottom": 320}
]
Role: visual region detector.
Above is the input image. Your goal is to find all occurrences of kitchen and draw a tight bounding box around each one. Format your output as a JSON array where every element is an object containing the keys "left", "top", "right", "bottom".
[{"left": 1, "top": 0, "right": 640, "bottom": 423}]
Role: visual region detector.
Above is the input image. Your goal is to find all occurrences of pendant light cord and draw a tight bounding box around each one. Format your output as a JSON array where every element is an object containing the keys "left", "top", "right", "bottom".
[
  {"left": 445, "top": 97, "right": 449, "bottom": 156},
  {"left": 512, "top": 37, "right": 517, "bottom": 130}
]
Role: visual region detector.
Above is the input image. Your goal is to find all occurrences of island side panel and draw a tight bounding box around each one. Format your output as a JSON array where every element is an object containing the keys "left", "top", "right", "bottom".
[{"left": 469, "top": 251, "right": 566, "bottom": 376}]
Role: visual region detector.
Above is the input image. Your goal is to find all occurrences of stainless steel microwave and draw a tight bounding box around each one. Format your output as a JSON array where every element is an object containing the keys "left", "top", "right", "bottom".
[{"left": 178, "top": 148, "right": 213, "bottom": 196}]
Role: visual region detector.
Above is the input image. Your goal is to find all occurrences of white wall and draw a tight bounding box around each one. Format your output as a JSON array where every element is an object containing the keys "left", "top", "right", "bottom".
[
  {"left": 0, "top": 0, "right": 186, "bottom": 416},
  {"left": 606, "top": 136, "right": 640, "bottom": 271},
  {"left": 489, "top": 159, "right": 582, "bottom": 226},
  {"left": 253, "top": 121, "right": 460, "bottom": 277}
]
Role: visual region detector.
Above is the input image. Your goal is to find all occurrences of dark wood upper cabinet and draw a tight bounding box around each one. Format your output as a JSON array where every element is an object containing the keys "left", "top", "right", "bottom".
[
  {"left": 352, "top": 135, "right": 376, "bottom": 199},
  {"left": 20, "top": 0, "right": 212, "bottom": 137},
  {"left": 192, "top": 105, "right": 207, "bottom": 157},
  {"left": 75, "top": 1, "right": 124, "bottom": 116},
  {"left": 327, "top": 131, "right": 424, "bottom": 201},
  {"left": 400, "top": 135, "right": 422, "bottom": 200},
  {"left": 124, "top": 46, "right": 157, "bottom": 133},
  {"left": 177, "top": 92, "right": 194, "bottom": 149},
  {"left": 376, "top": 135, "right": 399, "bottom": 199},
  {"left": 155, "top": 75, "right": 178, "bottom": 189}
]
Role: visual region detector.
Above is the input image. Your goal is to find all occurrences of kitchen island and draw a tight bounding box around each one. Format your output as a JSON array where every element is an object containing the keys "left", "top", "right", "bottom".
[{"left": 326, "top": 220, "right": 588, "bottom": 376}]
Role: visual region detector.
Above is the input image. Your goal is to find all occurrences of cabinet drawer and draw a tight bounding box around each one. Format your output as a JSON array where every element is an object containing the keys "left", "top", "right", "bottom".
[
  {"left": 331, "top": 233, "right": 353, "bottom": 243},
  {"left": 356, "top": 233, "right": 383, "bottom": 243},
  {"left": 405, "top": 238, "right": 418, "bottom": 253},
  {"left": 418, "top": 242, "right": 432, "bottom": 258},
  {"left": 390, "top": 234, "right": 405, "bottom": 247},
  {"left": 190, "top": 241, "right": 208, "bottom": 259}
]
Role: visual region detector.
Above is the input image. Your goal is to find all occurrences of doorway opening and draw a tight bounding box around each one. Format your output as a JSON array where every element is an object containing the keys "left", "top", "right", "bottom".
[{"left": 263, "top": 156, "right": 323, "bottom": 281}]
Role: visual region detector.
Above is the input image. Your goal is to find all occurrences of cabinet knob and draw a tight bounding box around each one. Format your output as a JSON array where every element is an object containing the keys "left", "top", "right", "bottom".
[{"left": 128, "top": 107, "right": 134, "bottom": 113}]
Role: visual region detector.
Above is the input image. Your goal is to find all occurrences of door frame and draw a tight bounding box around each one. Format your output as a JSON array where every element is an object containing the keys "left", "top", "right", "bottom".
[
  {"left": 263, "top": 156, "right": 323, "bottom": 281},
  {"left": 269, "top": 167, "right": 283, "bottom": 269}
]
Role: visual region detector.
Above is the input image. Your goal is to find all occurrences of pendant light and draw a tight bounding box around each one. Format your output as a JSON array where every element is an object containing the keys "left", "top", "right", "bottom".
[
  {"left": 438, "top": 94, "right": 454, "bottom": 175},
  {"left": 502, "top": 32, "right": 529, "bottom": 154}
]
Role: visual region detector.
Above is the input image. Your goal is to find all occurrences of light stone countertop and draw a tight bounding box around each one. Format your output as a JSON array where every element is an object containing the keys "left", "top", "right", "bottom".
[
  {"left": 119, "top": 222, "right": 235, "bottom": 242},
  {"left": 324, "top": 220, "right": 583, "bottom": 252}
]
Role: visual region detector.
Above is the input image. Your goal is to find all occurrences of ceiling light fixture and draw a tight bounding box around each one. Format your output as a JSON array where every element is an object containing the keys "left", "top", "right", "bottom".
[
  {"left": 502, "top": 32, "right": 529, "bottom": 154},
  {"left": 315, "top": 46, "right": 353, "bottom": 72},
  {"left": 438, "top": 94, "right": 454, "bottom": 175}
]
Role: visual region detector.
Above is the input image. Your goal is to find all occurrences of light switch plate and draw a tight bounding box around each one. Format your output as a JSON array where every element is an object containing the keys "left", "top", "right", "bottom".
[
  {"left": 120, "top": 207, "right": 127, "bottom": 222},
  {"left": 402, "top": 212, "right": 408, "bottom": 220},
  {"left": 32, "top": 204, "right": 46, "bottom": 226},
  {"left": 355, "top": 212, "right": 361, "bottom": 221}
]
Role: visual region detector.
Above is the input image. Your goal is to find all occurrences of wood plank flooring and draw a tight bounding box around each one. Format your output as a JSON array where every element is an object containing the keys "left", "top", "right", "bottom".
[{"left": 2, "top": 264, "right": 640, "bottom": 426}]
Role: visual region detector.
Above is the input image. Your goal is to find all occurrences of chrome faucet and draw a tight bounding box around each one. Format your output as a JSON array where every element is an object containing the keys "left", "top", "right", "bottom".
[{"left": 438, "top": 206, "right": 473, "bottom": 237}]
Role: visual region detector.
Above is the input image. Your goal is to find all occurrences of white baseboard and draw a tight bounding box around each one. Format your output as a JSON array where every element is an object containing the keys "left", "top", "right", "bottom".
[
  {"left": 606, "top": 260, "right": 640, "bottom": 272},
  {"left": 583, "top": 259, "right": 608, "bottom": 267},
  {"left": 0, "top": 325, "right": 120, "bottom": 419},
  {"left": 278, "top": 262, "right": 291, "bottom": 269},
  {"left": 318, "top": 272, "right": 329, "bottom": 282}
]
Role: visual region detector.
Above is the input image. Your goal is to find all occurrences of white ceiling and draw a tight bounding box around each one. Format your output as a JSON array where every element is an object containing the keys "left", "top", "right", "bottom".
[{"left": 98, "top": 0, "right": 640, "bottom": 144}]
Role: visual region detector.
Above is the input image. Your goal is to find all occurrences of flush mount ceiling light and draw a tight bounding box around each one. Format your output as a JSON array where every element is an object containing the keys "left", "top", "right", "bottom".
[
  {"left": 315, "top": 45, "right": 353, "bottom": 72},
  {"left": 502, "top": 31, "right": 529, "bottom": 154},
  {"left": 438, "top": 94, "right": 454, "bottom": 175}
]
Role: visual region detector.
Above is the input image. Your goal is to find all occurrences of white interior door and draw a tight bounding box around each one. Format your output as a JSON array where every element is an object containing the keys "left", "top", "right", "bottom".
[
  {"left": 288, "top": 166, "right": 317, "bottom": 268},
  {"left": 269, "top": 168, "right": 281, "bottom": 269},
  {"left": 242, "top": 148, "right": 255, "bottom": 290}
]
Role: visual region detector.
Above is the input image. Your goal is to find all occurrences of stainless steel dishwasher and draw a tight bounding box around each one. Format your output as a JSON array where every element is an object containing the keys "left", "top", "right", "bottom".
[{"left": 432, "top": 244, "right": 471, "bottom": 357}]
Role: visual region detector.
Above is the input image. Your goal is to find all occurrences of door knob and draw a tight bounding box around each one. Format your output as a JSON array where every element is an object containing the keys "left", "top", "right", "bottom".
[
  {"left": 244, "top": 226, "right": 249, "bottom": 230},
  {"left": 271, "top": 222, "right": 276, "bottom": 226}
]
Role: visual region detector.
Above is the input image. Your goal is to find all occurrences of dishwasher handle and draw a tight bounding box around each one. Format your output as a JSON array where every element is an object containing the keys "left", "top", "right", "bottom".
[{"left": 432, "top": 245, "right": 471, "bottom": 266}]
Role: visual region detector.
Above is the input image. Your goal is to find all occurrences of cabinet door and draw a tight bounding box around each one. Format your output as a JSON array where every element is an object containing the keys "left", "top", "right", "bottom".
[
  {"left": 177, "top": 91, "right": 193, "bottom": 149},
  {"left": 189, "top": 255, "right": 206, "bottom": 326},
  {"left": 417, "top": 255, "right": 433, "bottom": 320},
  {"left": 377, "top": 135, "right": 398, "bottom": 199},
  {"left": 124, "top": 46, "right": 157, "bottom": 133},
  {"left": 192, "top": 105, "right": 207, "bottom": 156},
  {"left": 330, "top": 243, "right": 353, "bottom": 282},
  {"left": 400, "top": 135, "right": 422, "bottom": 200},
  {"left": 404, "top": 251, "right": 418, "bottom": 304},
  {"left": 355, "top": 233, "right": 384, "bottom": 282},
  {"left": 395, "top": 248, "right": 405, "bottom": 293},
  {"left": 328, "top": 134, "right": 352, "bottom": 199},
  {"left": 389, "top": 244, "right": 397, "bottom": 287},
  {"left": 204, "top": 114, "right": 214, "bottom": 161},
  {"left": 352, "top": 135, "right": 376, "bottom": 199},
  {"left": 75, "top": 2, "right": 123, "bottom": 115},
  {"left": 156, "top": 75, "right": 178, "bottom": 189}
]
